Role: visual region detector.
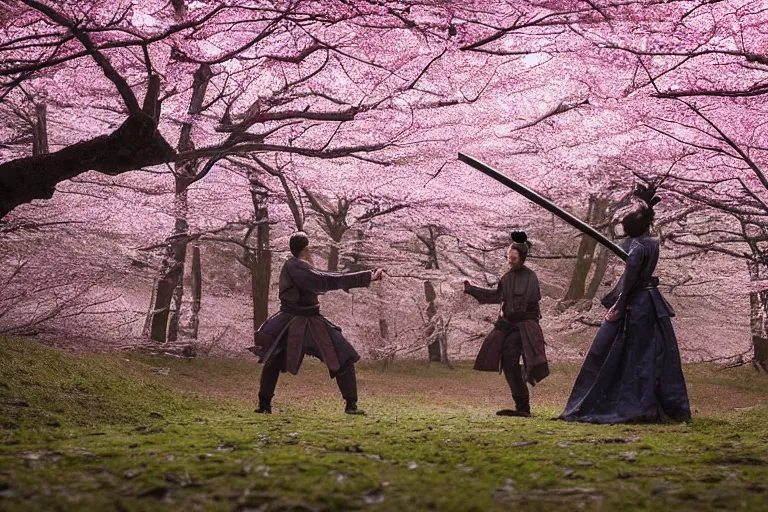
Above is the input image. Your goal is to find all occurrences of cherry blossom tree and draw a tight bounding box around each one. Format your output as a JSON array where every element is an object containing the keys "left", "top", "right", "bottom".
[{"left": 0, "top": 0, "right": 761, "bottom": 366}]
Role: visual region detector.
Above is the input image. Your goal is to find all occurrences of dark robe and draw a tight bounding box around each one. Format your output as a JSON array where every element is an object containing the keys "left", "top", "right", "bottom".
[
  {"left": 250, "top": 257, "right": 371, "bottom": 378},
  {"left": 465, "top": 265, "right": 550, "bottom": 384},
  {"left": 560, "top": 235, "right": 691, "bottom": 424}
]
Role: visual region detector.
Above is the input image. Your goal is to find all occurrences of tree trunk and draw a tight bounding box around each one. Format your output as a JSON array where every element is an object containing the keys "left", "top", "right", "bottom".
[
  {"left": 149, "top": 198, "right": 188, "bottom": 343},
  {"left": 565, "top": 197, "right": 599, "bottom": 300},
  {"left": 425, "top": 225, "right": 439, "bottom": 270},
  {"left": 749, "top": 290, "right": 768, "bottom": 372},
  {"left": 326, "top": 222, "right": 347, "bottom": 271},
  {"left": 379, "top": 318, "right": 389, "bottom": 340},
  {"left": 565, "top": 196, "right": 610, "bottom": 301},
  {"left": 166, "top": 189, "right": 191, "bottom": 342},
  {"left": 424, "top": 280, "right": 441, "bottom": 362},
  {"left": 250, "top": 250, "right": 272, "bottom": 339},
  {"left": 328, "top": 243, "right": 340, "bottom": 272},
  {"left": 375, "top": 281, "right": 389, "bottom": 357},
  {"left": 248, "top": 172, "right": 272, "bottom": 341},
  {"left": 189, "top": 244, "right": 202, "bottom": 339},
  {"left": 143, "top": 279, "right": 157, "bottom": 337},
  {"left": 32, "top": 103, "right": 49, "bottom": 157},
  {"left": 585, "top": 245, "right": 610, "bottom": 300},
  {"left": 439, "top": 321, "right": 451, "bottom": 367},
  {"left": 148, "top": 64, "right": 210, "bottom": 343},
  {"left": 149, "top": 264, "right": 178, "bottom": 343},
  {"left": 747, "top": 253, "right": 768, "bottom": 371}
]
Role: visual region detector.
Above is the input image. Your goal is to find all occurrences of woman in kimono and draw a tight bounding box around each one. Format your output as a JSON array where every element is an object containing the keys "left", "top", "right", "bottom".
[
  {"left": 560, "top": 184, "right": 691, "bottom": 424},
  {"left": 249, "top": 232, "right": 383, "bottom": 415}
]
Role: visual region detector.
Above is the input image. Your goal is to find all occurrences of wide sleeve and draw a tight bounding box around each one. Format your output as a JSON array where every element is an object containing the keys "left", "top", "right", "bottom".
[
  {"left": 464, "top": 281, "right": 503, "bottom": 304},
  {"left": 613, "top": 241, "right": 645, "bottom": 312},
  {"left": 526, "top": 272, "right": 542, "bottom": 318},
  {"left": 289, "top": 264, "right": 372, "bottom": 294}
]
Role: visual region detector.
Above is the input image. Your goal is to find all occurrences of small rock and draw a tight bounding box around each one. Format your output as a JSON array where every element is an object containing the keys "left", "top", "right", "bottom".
[
  {"left": 511, "top": 441, "right": 538, "bottom": 448},
  {"left": 362, "top": 489, "right": 385, "bottom": 505},
  {"left": 576, "top": 460, "right": 594, "bottom": 467},
  {"left": 407, "top": 462, "right": 418, "bottom": 470},
  {"left": 216, "top": 442, "right": 238, "bottom": 452},
  {"left": 123, "top": 469, "right": 142, "bottom": 479},
  {"left": 602, "top": 436, "right": 641, "bottom": 444},
  {"left": 651, "top": 482, "right": 680, "bottom": 495},
  {"left": 556, "top": 441, "right": 574, "bottom": 448},
  {"left": 139, "top": 486, "right": 169, "bottom": 499},
  {"left": 0, "top": 485, "right": 16, "bottom": 499},
  {"left": 21, "top": 451, "right": 61, "bottom": 462},
  {"left": 619, "top": 451, "right": 637, "bottom": 462},
  {"left": 455, "top": 464, "right": 473, "bottom": 473},
  {"left": 6, "top": 399, "right": 29, "bottom": 407}
]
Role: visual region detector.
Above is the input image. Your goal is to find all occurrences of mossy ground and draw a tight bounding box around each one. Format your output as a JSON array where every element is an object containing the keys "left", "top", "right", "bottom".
[{"left": 1, "top": 337, "right": 767, "bottom": 511}]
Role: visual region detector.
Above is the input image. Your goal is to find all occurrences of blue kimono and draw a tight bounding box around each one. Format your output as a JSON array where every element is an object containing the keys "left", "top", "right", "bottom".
[{"left": 560, "top": 235, "right": 691, "bottom": 424}]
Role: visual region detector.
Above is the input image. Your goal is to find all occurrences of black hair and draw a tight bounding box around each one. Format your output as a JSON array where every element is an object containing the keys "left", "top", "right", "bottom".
[
  {"left": 289, "top": 232, "right": 309, "bottom": 257},
  {"left": 509, "top": 230, "right": 532, "bottom": 264},
  {"left": 621, "top": 183, "right": 660, "bottom": 238}
]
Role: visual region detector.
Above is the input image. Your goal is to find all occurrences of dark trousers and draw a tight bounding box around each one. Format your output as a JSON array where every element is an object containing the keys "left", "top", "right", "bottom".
[
  {"left": 501, "top": 329, "right": 529, "bottom": 408},
  {"left": 259, "top": 351, "right": 358, "bottom": 403}
]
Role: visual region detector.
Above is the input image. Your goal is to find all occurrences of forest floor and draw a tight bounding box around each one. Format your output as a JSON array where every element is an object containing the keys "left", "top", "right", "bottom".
[{"left": 1, "top": 337, "right": 768, "bottom": 511}]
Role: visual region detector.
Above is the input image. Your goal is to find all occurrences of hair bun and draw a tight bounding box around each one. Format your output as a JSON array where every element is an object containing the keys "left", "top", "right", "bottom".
[
  {"left": 634, "top": 183, "right": 661, "bottom": 208},
  {"left": 510, "top": 230, "right": 527, "bottom": 244}
]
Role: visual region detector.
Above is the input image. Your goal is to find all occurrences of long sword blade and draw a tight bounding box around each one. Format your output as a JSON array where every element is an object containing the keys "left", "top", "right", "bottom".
[{"left": 458, "top": 152, "right": 628, "bottom": 261}]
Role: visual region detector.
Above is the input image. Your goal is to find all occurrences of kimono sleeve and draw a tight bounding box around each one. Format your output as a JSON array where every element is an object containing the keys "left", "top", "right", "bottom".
[
  {"left": 526, "top": 272, "right": 542, "bottom": 318},
  {"left": 289, "top": 264, "right": 372, "bottom": 294},
  {"left": 613, "top": 241, "right": 645, "bottom": 312},
  {"left": 464, "top": 282, "right": 503, "bottom": 304}
]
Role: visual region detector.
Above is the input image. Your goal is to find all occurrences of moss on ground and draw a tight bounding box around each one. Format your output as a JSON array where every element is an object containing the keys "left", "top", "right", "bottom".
[{"left": 1, "top": 337, "right": 768, "bottom": 511}]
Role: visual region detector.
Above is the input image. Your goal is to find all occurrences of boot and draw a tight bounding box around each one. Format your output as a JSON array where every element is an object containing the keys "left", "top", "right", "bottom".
[
  {"left": 255, "top": 394, "right": 272, "bottom": 414},
  {"left": 497, "top": 397, "right": 531, "bottom": 417},
  {"left": 496, "top": 408, "right": 531, "bottom": 417},
  {"left": 344, "top": 400, "right": 366, "bottom": 416}
]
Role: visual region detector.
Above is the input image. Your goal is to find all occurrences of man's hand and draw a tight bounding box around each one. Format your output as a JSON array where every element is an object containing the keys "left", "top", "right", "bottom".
[
  {"left": 372, "top": 268, "right": 384, "bottom": 281},
  {"left": 604, "top": 304, "right": 622, "bottom": 323}
]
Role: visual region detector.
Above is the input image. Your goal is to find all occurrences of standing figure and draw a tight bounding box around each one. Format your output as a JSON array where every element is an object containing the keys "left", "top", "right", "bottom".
[
  {"left": 464, "top": 231, "right": 549, "bottom": 417},
  {"left": 560, "top": 185, "right": 691, "bottom": 424},
  {"left": 249, "top": 232, "right": 383, "bottom": 415}
]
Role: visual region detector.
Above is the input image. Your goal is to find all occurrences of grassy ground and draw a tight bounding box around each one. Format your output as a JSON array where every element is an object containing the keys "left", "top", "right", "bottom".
[{"left": 1, "top": 338, "right": 767, "bottom": 511}]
